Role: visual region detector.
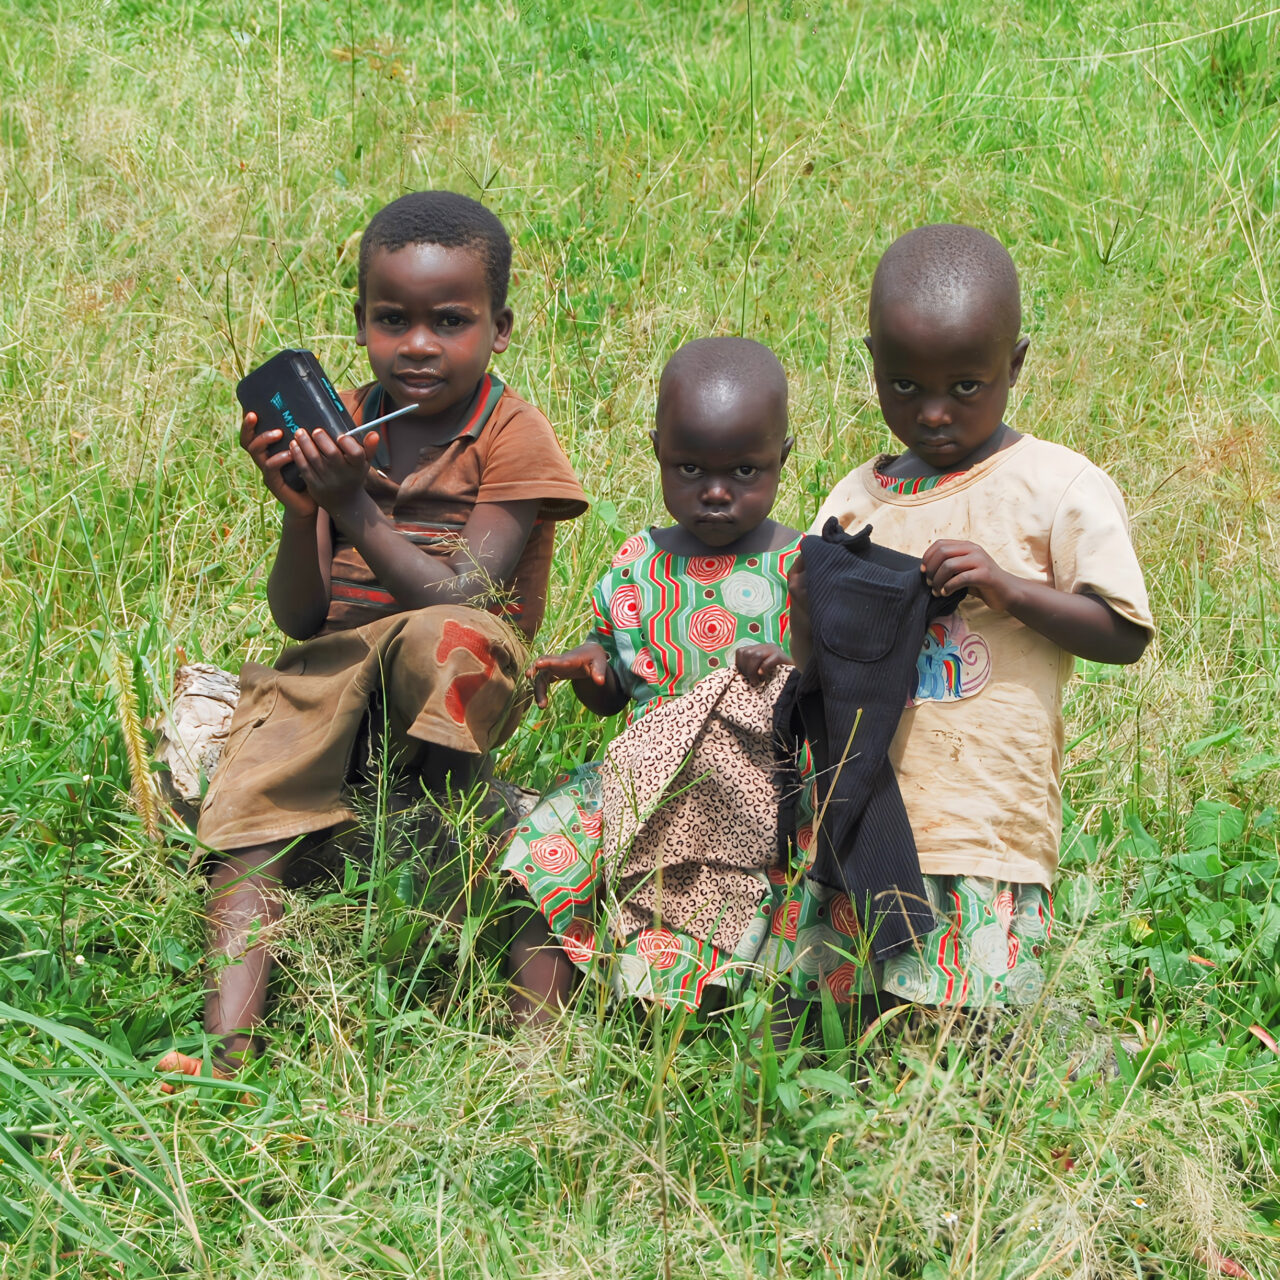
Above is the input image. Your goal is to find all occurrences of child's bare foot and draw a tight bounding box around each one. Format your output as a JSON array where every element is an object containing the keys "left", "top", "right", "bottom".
[{"left": 155, "top": 1050, "right": 232, "bottom": 1093}]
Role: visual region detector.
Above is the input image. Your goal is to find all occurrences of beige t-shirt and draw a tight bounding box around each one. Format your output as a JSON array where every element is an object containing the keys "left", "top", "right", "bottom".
[{"left": 812, "top": 435, "right": 1153, "bottom": 888}]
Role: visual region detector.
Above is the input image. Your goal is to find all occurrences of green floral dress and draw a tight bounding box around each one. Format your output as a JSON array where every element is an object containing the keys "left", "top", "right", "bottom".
[{"left": 501, "top": 523, "right": 1053, "bottom": 1010}]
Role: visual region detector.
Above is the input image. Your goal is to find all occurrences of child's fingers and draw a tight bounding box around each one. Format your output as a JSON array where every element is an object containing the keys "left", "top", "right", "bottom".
[
  {"left": 934, "top": 567, "right": 983, "bottom": 596},
  {"left": 761, "top": 651, "right": 791, "bottom": 677},
  {"left": 532, "top": 670, "right": 551, "bottom": 707},
  {"left": 529, "top": 658, "right": 568, "bottom": 705},
  {"left": 290, "top": 439, "right": 318, "bottom": 486},
  {"left": 926, "top": 553, "right": 963, "bottom": 593},
  {"left": 930, "top": 554, "right": 983, "bottom": 595},
  {"left": 734, "top": 645, "right": 764, "bottom": 682},
  {"left": 261, "top": 448, "right": 295, "bottom": 474},
  {"left": 528, "top": 654, "right": 569, "bottom": 678},
  {"left": 239, "top": 411, "right": 260, "bottom": 448},
  {"left": 244, "top": 427, "right": 282, "bottom": 463},
  {"left": 922, "top": 539, "right": 986, "bottom": 576},
  {"left": 292, "top": 428, "right": 322, "bottom": 466},
  {"left": 920, "top": 540, "right": 955, "bottom": 578},
  {"left": 310, "top": 428, "right": 341, "bottom": 458}
]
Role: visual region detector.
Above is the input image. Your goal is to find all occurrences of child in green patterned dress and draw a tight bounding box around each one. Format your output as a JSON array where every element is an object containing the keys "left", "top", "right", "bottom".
[{"left": 502, "top": 336, "right": 865, "bottom": 1022}]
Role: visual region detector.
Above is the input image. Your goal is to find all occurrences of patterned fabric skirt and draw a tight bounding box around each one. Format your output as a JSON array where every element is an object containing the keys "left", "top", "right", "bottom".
[{"left": 500, "top": 762, "right": 1053, "bottom": 1011}]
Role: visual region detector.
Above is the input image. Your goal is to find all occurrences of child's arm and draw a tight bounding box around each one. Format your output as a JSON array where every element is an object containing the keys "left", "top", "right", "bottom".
[
  {"left": 921, "top": 540, "right": 1150, "bottom": 664},
  {"left": 241, "top": 412, "right": 334, "bottom": 640},
  {"left": 785, "top": 554, "right": 812, "bottom": 671},
  {"left": 529, "top": 643, "right": 628, "bottom": 717},
  {"left": 289, "top": 426, "right": 539, "bottom": 613}
]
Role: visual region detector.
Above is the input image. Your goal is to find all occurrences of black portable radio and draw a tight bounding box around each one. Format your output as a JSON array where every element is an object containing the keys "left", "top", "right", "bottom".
[{"left": 235, "top": 349, "right": 356, "bottom": 491}]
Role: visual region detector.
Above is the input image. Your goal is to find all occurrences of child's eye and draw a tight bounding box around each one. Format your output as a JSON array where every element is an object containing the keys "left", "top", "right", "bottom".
[
  {"left": 954, "top": 380, "right": 982, "bottom": 396},
  {"left": 733, "top": 465, "right": 760, "bottom": 481},
  {"left": 890, "top": 379, "right": 916, "bottom": 395},
  {"left": 677, "top": 464, "right": 703, "bottom": 478},
  {"left": 377, "top": 312, "right": 406, "bottom": 328},
  {"left": 438, "top": 313, "right": 470, "bottom": 329}
]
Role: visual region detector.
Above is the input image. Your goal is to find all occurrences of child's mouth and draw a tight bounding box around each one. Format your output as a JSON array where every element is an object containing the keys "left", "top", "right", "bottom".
[{"left": 396, "top": 373, "right": 444, "bottom": 394}]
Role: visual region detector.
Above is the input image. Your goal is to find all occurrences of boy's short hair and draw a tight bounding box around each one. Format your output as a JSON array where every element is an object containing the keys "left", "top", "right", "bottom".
[
  {"left": 358, "top": 191, "right": 512, "bottom": 313},
  {"left": 870, "top": 224, "right": 1021, "bottom": 345}
]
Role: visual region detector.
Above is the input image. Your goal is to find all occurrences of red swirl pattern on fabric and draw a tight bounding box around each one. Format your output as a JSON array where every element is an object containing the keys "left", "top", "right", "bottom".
[
  {"left": 592, "top": 596, "right": 613, "bottom": 636},
  {"left": 995, "top": 888, "right": 1015, "bottom": 932},
  {"left": 687, "top": 605, "right": 737, "bottom": 652},
  {"left": 829, "top": 895, "right": 860, "bottom": 938},
  {"left": 561, "top": 917, "right": 596, "bottom": 963},
  {"left": 685, "top": 555, "right": 734, "bottom": 585},
  {"left": 609, "top": 582, "right": 643, "bottom": 630},
  {"left": 635, "top": 928, "right": 681, "bottom": 970},
  {"left": 631, "top": 647, "right": 660, "bottom": 683},
  {"left": 529, "top": 834, "right": 579, "bottom": 874},
  {"left": 771, "top": 899, "right": 801, "bottom": 939},
  {"left": 612, "top": 533, "right": 647, "bottom": 566},
  {"left": 826, "top": 962, "right": 860, "bottom": 1002}
]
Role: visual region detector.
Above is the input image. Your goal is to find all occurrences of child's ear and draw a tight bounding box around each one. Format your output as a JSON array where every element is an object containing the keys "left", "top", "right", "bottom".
[
  {"left": 1008, "top": 336, "right": 1030, "bottom": 386},
  {"left": 491, "top": 306, "right": 514, "bottom": 355},
  {"left": 863, "top": 334, "right": 874, "bottom": 356},
  {"left": 649, "top": 428, "right": 660, "bottom": 460},
  {"left": 780, "top": 436, "right": 794, "bottom": 467},
  {"left": 354, "top": 301, "right": 367, "bottom": 347}
]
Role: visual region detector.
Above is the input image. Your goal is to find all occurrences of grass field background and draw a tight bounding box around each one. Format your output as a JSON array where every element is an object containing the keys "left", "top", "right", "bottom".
[{"left": 2, "top": 0, "right": 1279, "bottom": 1275}]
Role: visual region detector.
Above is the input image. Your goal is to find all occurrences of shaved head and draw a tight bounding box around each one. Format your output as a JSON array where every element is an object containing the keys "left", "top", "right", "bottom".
[
  {"left": 657, "top": 337, "right": 788, "bottom": 441},
  {"left": 870, "top": 225, "right": 1021, "bottom": 347}
]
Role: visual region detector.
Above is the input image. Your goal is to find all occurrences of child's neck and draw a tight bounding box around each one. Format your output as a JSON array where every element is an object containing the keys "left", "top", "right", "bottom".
[
  {"left": 377, "top": 376, "right": 489, "bottom": 480},
  {"left": 650, "top": 518, "right": 796, "bottom": 557}
]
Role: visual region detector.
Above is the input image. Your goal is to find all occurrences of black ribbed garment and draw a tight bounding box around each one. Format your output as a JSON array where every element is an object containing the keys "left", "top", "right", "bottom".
[{"left": 776, "top": 518, "right": 964, "bottom": 960}]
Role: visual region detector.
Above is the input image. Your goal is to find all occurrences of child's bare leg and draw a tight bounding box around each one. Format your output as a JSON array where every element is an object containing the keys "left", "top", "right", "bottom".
[
  {"left": 203, "top": 840, "right": 292, "bottom": 1072},
  {"left": 506, "top": 907, "right": 574, "bottom": 1025}
]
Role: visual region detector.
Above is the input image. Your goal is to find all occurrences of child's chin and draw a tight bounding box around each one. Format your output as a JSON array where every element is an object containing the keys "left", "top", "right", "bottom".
[{"left": 693, "top": 524, "right": 745, "bottom": 548}]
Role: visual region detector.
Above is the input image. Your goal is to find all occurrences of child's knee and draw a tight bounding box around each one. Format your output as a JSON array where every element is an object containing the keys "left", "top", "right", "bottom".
[{"left": 208, "top": 839, "right": 294, "bottom": 892}]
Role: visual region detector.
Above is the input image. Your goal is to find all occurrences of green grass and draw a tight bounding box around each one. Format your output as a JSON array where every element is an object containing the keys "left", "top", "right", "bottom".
[{"left": 2, "top": 0, "right": 1280, "bottom": 1274}]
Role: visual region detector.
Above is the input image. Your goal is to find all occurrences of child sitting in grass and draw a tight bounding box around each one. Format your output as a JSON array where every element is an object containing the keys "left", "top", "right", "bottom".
[
  {"left": 797, "top": 224, "right": 1153, "bottom": 1009},
  {"left": 158, "top": 191, "right": 587, "bottom": 1085},
  {"left": 502, "top": 337, "right": 868, "bottom": 1021}
]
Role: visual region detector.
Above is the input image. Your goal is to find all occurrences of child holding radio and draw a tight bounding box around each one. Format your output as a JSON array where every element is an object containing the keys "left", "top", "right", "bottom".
[{"left": 158, "top": 191, "right": 586, "bottom": 1085}]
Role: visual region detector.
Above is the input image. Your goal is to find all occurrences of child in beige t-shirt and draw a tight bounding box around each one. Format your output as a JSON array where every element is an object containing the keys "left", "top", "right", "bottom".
[{"left": 807, "top": 225, "right": 1152, "bottom": 1007}]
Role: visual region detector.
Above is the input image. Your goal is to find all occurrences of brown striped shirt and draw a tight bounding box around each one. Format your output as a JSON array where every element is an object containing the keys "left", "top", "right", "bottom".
[{"left": 322, "top": 375, "right": 587, "bottom": 638}]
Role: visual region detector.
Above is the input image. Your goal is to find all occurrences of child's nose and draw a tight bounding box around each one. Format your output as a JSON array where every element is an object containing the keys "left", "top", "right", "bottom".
[
  {"left": 917, "top": 397, "right": 952, "bottom": 427},
  {"left": 401, "top": 325, "right": 441, "bottom": 358},
  {"left": 701, "top": 477, "right": 732, "bottom": 504}
]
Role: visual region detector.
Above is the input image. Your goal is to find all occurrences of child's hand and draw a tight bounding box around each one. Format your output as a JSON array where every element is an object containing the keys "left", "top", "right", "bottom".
[
  {"left": 289, "top": 427, "right": 380, "bottom": 513},
  {"left": 530, "top": 643, "right": 611, "bottom": 709},
  {"left": 921, "top": 540, "right": 1018, "bottom": 612},
  {"left": 240, "top": 412, "right": 318, "bottom": 519},
  {"left": 734, "top": 643, "right": 792, "bottom": 685}
]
